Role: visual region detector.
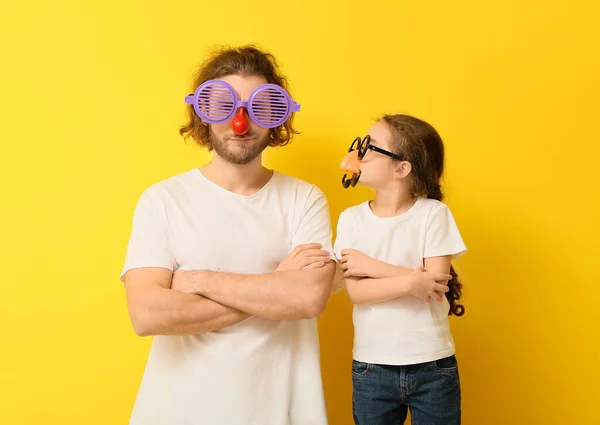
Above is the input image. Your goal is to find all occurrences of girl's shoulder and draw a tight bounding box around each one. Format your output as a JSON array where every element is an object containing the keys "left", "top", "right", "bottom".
[
  {"left": 417, "top": 198, "right": 463, "bottom": 231},
  {"left": 339, "top": 201, "right": 369, "bottom": 217},
  {"left": 418, "top": 197, "right": 448, "bottom": 212},
  {"left": 410, "top": 197, "right": 453, "bottom": 225}
]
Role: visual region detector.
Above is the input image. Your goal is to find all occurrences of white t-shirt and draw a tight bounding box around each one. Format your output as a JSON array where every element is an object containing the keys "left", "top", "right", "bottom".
[
  {"left": 333, "top": 197, "right": 467, "bottom": 366},
  {"left": 120, "top": 168, "right": 334, "bottom": 425}
]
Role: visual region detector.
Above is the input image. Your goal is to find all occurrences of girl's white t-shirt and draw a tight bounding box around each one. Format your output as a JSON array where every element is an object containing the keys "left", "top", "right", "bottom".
[{"left": 333, "top": 197, "right": 467, "bottom": 365}]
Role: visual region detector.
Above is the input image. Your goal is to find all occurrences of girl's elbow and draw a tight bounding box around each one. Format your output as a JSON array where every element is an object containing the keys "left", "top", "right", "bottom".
[
  {"left": 346, "top": 292, "right": 363, "bottom": 305},
  {"left": 344, "top": 283, "right": 361, "bottom": 304}
]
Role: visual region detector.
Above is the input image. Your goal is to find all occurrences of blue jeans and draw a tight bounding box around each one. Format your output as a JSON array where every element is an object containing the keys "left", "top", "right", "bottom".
[{"left": 352, "top": 355, "right": 461, "bottom": 425}]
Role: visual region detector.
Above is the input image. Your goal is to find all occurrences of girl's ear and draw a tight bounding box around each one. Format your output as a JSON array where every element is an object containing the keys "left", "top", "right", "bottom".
[{"left": 394, "top": 161, "right": 412, "bottom": 179}]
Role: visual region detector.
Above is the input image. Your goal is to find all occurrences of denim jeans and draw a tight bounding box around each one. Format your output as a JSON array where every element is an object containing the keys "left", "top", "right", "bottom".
[{"left": 352, "top": 355, "right": 461, "bottom": 425}]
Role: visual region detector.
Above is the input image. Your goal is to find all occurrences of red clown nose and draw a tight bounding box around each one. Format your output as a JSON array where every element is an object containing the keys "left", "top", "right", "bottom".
[{"left": 231, "top": 107, "right": 249, "bottom": 135}]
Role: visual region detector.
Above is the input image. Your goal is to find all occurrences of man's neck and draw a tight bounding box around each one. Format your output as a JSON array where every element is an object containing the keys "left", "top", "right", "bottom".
[{"left": 199, "top": 154, "right": 273, "bottom": 196}]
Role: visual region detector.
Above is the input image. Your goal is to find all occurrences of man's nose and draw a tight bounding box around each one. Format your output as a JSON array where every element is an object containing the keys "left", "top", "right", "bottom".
[{"left": 231, "top": 107, "right": 249, "bottom": 135}]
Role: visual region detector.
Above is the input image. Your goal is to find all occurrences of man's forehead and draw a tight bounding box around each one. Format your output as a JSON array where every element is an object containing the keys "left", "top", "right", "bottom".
[
  {"left": 214, "top": 74, "right": 267, "bottom": 98},
  {"left": 218, "top": 74, "right": 268, "bottom": 86}
]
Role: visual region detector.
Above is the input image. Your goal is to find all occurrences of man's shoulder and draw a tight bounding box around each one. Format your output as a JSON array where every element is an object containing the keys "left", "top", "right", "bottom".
[
  {"left": 272, "top": 171, "right": 325, "bottom": 198},
  {"left": 140, "top": 169, "right": 198, "bottom": 198}
]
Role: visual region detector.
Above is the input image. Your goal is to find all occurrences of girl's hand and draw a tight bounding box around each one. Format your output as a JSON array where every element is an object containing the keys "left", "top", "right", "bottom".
[
  {"left": 340, "top": 249, "right": 376, "bottom": 278},
  {"left": 408, "top": 267, "right": 452, "bottom": 303}
]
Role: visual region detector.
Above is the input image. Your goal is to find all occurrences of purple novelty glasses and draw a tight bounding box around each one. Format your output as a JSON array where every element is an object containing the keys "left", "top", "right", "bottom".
[{"left": 184, "top": 79, "right": 301, "bottom": 128}]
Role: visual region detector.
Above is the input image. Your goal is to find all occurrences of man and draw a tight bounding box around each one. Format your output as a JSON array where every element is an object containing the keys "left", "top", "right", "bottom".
[{"left": 120, "top": 45, "right": 338, "bottom": 425}]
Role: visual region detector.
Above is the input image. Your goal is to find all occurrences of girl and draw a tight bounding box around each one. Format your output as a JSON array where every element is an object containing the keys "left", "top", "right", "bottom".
[{"left": 334, "top": 114, "right": 467, "bottom": 425}]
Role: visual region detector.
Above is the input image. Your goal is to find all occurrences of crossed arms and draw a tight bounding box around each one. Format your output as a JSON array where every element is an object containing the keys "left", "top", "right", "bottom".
[{"left": 123, "top": 244, "right": 336, "bottom": 336}]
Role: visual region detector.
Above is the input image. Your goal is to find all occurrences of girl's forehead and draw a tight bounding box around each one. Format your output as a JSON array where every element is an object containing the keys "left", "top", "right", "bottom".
[{"left": 367, "top": 121, "right": 392, "bottom": 147}]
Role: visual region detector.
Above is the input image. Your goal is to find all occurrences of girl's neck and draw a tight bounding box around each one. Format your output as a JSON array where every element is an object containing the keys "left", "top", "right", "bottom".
[{"left": 370, "top": 186, "right": 417, "bottom": 218}]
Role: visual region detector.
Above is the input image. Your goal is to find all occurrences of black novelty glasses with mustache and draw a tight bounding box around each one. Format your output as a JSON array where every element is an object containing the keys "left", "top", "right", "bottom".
[{"left": 350, "top": 135, "right": 403, "bottom": 160}]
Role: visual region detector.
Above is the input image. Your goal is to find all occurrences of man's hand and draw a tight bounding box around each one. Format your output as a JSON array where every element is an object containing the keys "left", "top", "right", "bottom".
[
  {"left": 407, "top": 267, "right": 452, "bottom": 303},
  {"left": 276, "top": 243, "right": 331, "bottom": 272},
  {"left": 339, "top": 249, "right": 377, "bottom": 278}
]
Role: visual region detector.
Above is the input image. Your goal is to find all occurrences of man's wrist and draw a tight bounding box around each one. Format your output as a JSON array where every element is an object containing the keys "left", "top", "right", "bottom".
[{"left": 189, "top": 270, "right": 212, "bottom": 295}]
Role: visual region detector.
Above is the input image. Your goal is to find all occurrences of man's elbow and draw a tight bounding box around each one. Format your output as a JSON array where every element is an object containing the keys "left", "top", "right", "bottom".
[
  {"left": 300, "top": 266, "right": 335, "bottom": 318},
  {"left": 128, "top": 307, "right": 156, "bottom": 337},
  {"left": 301, "top": 292, "right": 329, "bottom": 318},
  {"left": 132, "top": 321, "right": 153, "bottom": 337}
]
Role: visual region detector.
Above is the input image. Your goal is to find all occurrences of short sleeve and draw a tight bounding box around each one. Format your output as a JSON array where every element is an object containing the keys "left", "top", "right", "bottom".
[
  {"left": 424, "top": 203, "right": 467, "bottom": 260},
  {"left": 333, "top": 210, "right": 358, "bottom": 260},
  {"left": 291, "top": 186, "right": 334, "bottom": 259},
  {"left": 291, "top": 186, "right": 343, "bottom": 292},
  {"left": 120, "top": 189, "right": 176, "bottom": 282}
]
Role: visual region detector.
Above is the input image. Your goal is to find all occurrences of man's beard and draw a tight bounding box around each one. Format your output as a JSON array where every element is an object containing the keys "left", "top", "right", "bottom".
[{"left": 210, "top": 130, "right": 270, "bottom": 165}]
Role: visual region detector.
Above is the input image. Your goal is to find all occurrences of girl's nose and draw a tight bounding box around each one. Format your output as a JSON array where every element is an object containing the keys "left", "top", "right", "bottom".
[{"left": 340, "top": 150, "right": 361, "bottom": 174}]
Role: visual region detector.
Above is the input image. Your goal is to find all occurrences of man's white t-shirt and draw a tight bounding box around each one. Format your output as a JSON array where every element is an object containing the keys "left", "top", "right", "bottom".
[
  {"left": 120, "top": 168, "right": 334, "bottom": 425},
  {"left": 333, "top": 197, "right": 467, "bottom": 366}
]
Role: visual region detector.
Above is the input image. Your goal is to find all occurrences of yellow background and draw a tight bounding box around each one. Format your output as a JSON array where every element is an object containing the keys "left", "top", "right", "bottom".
[{"left": 1, "top": 1, "right": 598, "bottom": 424}]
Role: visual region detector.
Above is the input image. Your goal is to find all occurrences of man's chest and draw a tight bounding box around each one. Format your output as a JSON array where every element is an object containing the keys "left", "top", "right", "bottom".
[{"left": 167, "top": 200, "right": 292, "bottom": 274}]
